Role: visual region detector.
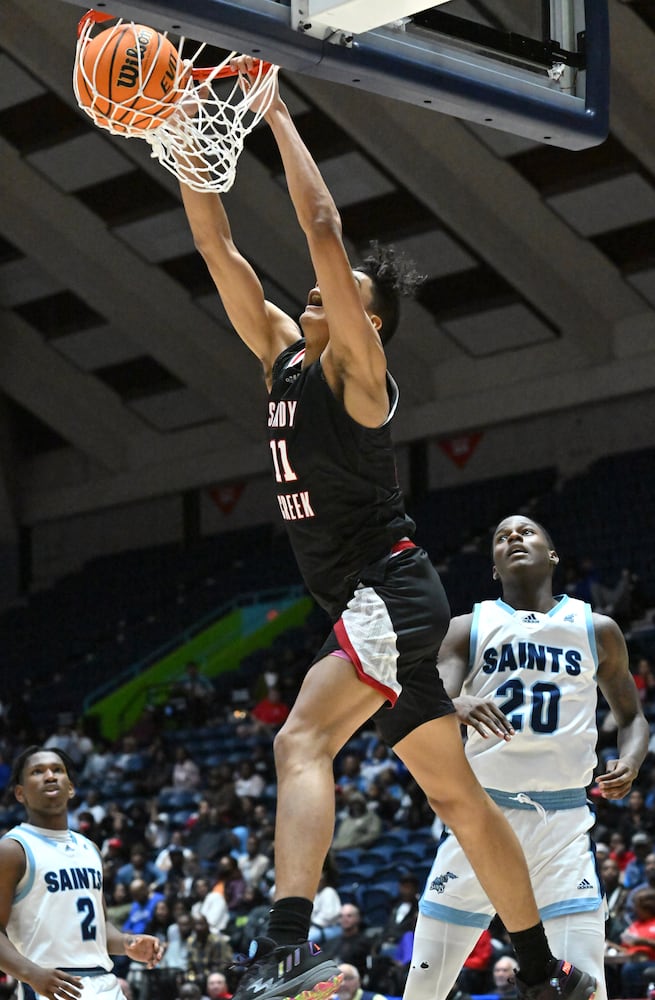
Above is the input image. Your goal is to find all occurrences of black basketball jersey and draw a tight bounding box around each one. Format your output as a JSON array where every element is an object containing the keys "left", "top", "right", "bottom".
[{"left": 268, "top": 340, "right": 415, "bottom": 620}]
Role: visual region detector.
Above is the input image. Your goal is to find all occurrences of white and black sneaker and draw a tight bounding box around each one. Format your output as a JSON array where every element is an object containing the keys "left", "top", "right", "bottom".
[{"left": 231, "top": 937, "right": 343, "bottom": 1000}]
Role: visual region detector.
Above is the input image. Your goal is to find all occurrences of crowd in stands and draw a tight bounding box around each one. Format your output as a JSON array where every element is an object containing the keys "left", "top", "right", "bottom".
[{"left": 1, "top": 548, "right": 655, "bottom": 998}]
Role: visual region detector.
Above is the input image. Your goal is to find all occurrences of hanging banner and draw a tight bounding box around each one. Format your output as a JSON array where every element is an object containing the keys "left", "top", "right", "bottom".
[
  {"left": 438, "top": 431, "right": 483, "bottom": 468},
  {"left": 208, "top": 482, "right": 245, "bottom": 514}
]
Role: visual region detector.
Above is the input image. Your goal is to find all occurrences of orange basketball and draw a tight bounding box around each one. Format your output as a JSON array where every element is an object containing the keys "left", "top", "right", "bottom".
[{"left": 75, "top": 23, "right": 188, "bottom": 132}]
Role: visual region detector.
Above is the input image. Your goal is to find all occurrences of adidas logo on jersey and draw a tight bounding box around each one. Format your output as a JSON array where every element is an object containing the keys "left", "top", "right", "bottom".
[
  {"left": 522, "top": 613, "right": 539, "bottom": 623},
  {"left": 577, "top": 878, "right": 593, "bottom": 890}
]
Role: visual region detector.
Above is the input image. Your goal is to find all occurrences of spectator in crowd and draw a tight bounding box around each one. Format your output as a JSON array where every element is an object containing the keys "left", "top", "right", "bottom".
[
  {"left": 609, "top": 833, "right": 636, "bottom": 874},
  {"left": 322, "top": 904, "right": 371, "bottom": 973},
  {"left": 226, "top": 886, "right": 271, "bottom": 956},
  {"left": 211, "top": 855, "right": 247, "bottom": 914},
  {"left": 602, "top": 858, "right": 631, "bottom": 943},
  {"left": 172, "top": 745, "right": 202, "bottom": 792},
  {"left": 117, "top": 843, "right": 164, "bottom": 889},
  {"left": 333, "top": 962, "right": 388, "bottom": 1000},
  {"left": 123, "top": 879, "right": 166, "bottom": 937},
  {"left": 308, "top": 862, "right": 342, "bottom": 944},
  {"left": 491, "top": 956, "right": 519, "bottom": 999},
  {"left": 237, "top": 834, "right": 270, "bottom": 890},
  {"left": 108, "top": 882, "right": 136, "bottom": 928},
  {"left": 625, "top": 852, "right": 655, "bottom": 922},
  {"left": 611, "top": 887, "right": 655, "bottom": 998},
  {"left": 185, "top": 915, "right": 233, "bottom": 984},
  {"left": 633, "top": 658, "right": 655, "bottom": 708},
  {"left": 623, "top": 832, "right": 654, "bottom": 890},
  {"left": 336, "top": 754, "right": 369, "bottom": 796},
  {"left": 188, "top": 802, "right": 239, "bottom": 865},
  {"left": 205, "top": 972, "right": 233, "bottom": 1000},
  {"left": 190, "top": 876, "right": 229, "bottom": 936},
  {"left": 233, "top": 761, "right": 265, "bottom": 801},
  {"left": 162, "top": 910, "right": 194, "bottom": 974},
  {"left": 457, "top": 929, "right": 494, "bottom": 995},
  {"left": 177, "top": 661, "right": 215, "bottom": 726},
  {"left": 373, "top": 874, "right": 419, "bottom": 957},
  {"left": 250, "top": 687, "right": 290, "bottom": 732},
  {"left": 332, "top": 793, "right": 383, "bottom": 851},
  {"left": 617, "top": 789, "right": 655, "bottom": 844}
]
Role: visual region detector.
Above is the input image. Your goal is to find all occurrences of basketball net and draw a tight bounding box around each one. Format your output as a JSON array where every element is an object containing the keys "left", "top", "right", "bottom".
[{"left": 74, "top": 11, "right": 279, "bottom": 192}]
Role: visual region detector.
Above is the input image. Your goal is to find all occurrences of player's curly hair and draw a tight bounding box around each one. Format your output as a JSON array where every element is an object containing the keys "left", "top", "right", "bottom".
[
  {"left": 356, "top": 241, "right": 426, "bottom": 344},
  {"left": 10, "top": 745, "right": 76, "bottom": 790}
]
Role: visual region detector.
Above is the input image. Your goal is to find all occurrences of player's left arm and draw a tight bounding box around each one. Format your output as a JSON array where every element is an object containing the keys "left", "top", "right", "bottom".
[
  {"left": 104, "top": 903, "right": 165, "bottom": 968},
  {"left": 264, "top": 86, "right": 388, "bottom": 427},
  {"left": 595, "top": 612, "right": 650, "bottom": 800}
]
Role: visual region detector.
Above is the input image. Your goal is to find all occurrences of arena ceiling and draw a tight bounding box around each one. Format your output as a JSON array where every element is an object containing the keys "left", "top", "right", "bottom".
[{"left": 1, "top": 0, "right": 655, "bottom": 530}]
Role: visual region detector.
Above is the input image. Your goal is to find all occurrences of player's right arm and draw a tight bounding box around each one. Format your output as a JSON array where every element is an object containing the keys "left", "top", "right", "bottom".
[
  {"left": 0, "top": 839, "right": 82, "bottom": 1000},
  {"left": 179, "top": 183, "right": 300, "bottom": 385},
  {"left": 438, "top": 613, "right": 514, "bottom": 741}
]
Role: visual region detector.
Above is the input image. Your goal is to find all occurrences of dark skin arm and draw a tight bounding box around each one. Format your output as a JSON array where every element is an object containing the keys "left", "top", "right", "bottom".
[{"left": 593, "top": 612, "right": 649, "bottom": 800}]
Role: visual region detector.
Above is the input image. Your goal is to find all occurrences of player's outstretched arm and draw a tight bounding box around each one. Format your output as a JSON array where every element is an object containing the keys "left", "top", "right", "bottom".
[
  {"left": 0, "top": 840, "right": 82, "bottom": 1000},
  {"left": 257, "top": 65, "right": 388, "bottom": 426},
  {"left": 595, "top": 612, "right": 649, "bottom": 799},
  {"left": 178, "top": 178, "right": 299, "bottom": 386},
  {"left": 439, "top": 614, "right": 515, "bottom": 741}
]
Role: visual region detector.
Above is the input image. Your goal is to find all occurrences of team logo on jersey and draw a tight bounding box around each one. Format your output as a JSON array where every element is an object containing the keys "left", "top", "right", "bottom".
[
  {"left": 429, "top": 871, "right": 458, "bottom": 894},
  {"left": 564, "top": 614, "right": 576, "bottom": 623}
]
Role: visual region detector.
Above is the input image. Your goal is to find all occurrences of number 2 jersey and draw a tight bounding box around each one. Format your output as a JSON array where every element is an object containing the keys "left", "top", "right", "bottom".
[
  {"left": 268, "top": 341, "right": 415, "bottom": 621},
  {"left": 4, "top": 823, "right": 111, "bottom": 972},
  {"left": 462, "top": 595, "right": 598, "bottom": 801}
]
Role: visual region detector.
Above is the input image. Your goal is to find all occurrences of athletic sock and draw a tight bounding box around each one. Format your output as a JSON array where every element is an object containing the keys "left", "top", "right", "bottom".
[
  {"left": 509, "top": 923, "right": 555, "bottom": 985},
  {"left": 266, "top": 896, "right": 314, "bottom": 946}
]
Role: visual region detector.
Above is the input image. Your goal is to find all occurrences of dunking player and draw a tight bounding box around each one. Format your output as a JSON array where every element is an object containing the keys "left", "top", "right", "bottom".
[
  {"left": 179, "top": 60, "right": 598, "bottom": 1000},
  {"left": 0, "top": 747, "right": 164, "bottom": 1000},
  {"left": 404, "top": 515, "right": 649, "bottom": 1000}
]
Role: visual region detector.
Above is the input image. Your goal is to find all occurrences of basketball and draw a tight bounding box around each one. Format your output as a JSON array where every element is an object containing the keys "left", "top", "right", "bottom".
[{"left": 75, "top": 23, "right": 188, "bottom": 132}]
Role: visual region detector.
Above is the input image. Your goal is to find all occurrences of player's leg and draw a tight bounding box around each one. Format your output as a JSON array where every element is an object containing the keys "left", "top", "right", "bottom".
[
  {"left": 543, "top": 910, "right": 608, "bottom": 1000},
  {"left": 232, "top": 653, "right": 385, "bottom": 1000},
  {"left": 403, "top": 914, "right": 483, "bottom": 1000},
  {"left": 394, "top": 713, "right": 543, "bottom": 931},
  {"left": 393, "top": 717, "right": 597, "bottom": 999},
  {"left": 271, "top": 652, "right": 385, "bottom": 901}
]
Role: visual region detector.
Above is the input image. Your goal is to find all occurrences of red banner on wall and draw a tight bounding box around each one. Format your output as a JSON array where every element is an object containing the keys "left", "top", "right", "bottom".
[
  {"left": 438, "top": 431, "right": 483, "bottom": 468},
  {"left": 208, "top": 482, "right": 245, "bottom": 514}
]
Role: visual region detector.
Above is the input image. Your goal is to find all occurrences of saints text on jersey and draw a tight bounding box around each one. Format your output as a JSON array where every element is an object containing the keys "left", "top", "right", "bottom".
[{"left": 482, "top": 642, "right": 583, "bottom": 674}]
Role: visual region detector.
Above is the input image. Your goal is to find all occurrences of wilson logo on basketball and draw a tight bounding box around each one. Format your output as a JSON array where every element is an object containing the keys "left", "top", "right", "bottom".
[{"left": 116, "top": 31, "right": 154, "bottom": 89}]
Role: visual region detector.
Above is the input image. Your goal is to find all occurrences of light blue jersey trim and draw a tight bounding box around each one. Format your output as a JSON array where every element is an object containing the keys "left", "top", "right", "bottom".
[
  {"left": 485, "top": 787, "right": 588, "bottom": 810},
  {"left": 540, "top": 896, "right": 603, "bottom": 919},
  {"left": 584, "top": 601, "right": 599, "bottom": 676},
  {"left": 495, "top": 598, "right": 515, "bottom": 616},
  {"left": 3, "top": 831, "right": 36, "bottom": 903},
  {"left": 468, "top": 604, "right": 482, "bottom": 675},
  {"left": 419, "top": 898, "right": 491, "bottom": 929}
]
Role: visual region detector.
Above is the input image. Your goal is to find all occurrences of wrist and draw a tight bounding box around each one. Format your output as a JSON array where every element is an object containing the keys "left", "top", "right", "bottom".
[{"left": 124, "top": 934, "right": 137, "bottom": 953}]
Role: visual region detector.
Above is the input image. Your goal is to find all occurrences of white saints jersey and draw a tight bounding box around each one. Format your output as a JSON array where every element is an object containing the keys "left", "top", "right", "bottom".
[
  {"left": 463, "top": 595, "right": 598, "bottom": 800},
  {"left": 4, "top": 823, "right": 111, "bottom": 972}
]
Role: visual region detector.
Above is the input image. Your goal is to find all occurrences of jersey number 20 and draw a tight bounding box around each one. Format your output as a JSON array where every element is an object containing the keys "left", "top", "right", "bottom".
[{"left": 496, "top": 679, "right": 560, "bottom": 734}]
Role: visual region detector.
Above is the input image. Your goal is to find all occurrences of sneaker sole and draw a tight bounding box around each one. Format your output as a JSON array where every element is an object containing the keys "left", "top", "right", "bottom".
[{"left": 283, "top": 973, "right": 343, "bottom": 1000}]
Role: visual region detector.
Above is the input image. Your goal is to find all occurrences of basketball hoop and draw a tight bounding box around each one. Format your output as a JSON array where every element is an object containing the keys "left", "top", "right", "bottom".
[{"left": 73, "top": 10, "right": 279, "bottom": 192}]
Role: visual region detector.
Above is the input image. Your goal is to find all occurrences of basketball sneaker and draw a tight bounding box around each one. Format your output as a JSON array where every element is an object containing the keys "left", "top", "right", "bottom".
[
  {"left": 231, "top": 937, "right": 343, "bottom": 1000},
  {"left": 515, "top": 960, "right": 597, "bottom": 1000}
]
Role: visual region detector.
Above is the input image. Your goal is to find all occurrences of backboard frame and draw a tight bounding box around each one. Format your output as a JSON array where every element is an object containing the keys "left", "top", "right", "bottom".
[{"left": 63, "top": 0, "right": 609, "bottom": 150}]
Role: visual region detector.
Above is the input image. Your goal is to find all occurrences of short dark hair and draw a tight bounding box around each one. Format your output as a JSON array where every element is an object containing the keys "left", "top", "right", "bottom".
[
  {"left": 10, "top": 745, "right": 76, "bottom": 790},
  {"left": 490, "top": 516, "right": 555, "bottom": 556},
  {"left": 357, "top": 241, "right": 425, "bottom": 344}
]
